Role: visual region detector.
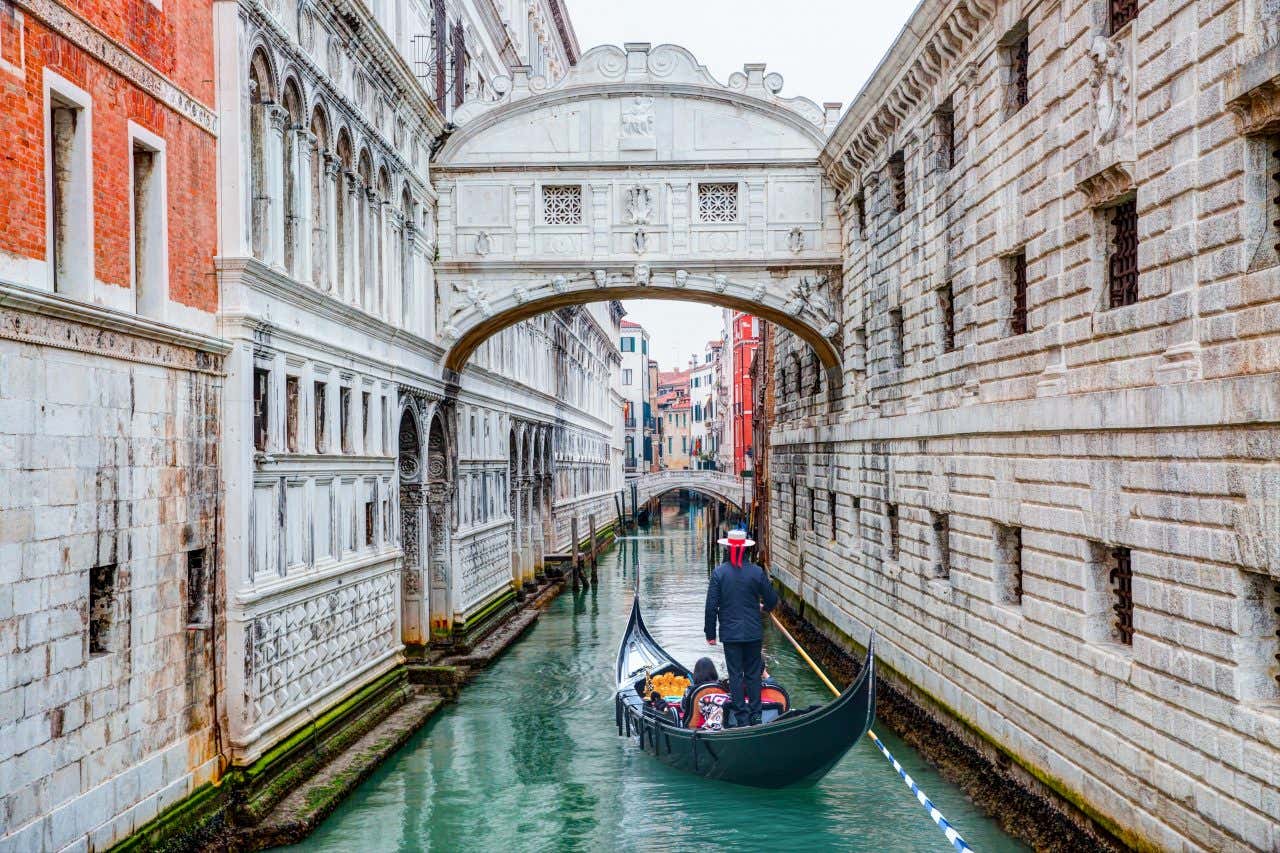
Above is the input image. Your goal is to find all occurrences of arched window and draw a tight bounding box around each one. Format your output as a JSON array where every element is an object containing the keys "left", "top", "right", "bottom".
[
  {"left": 356, "top": 150, "right": 374, "bottom": 310},
  {"left": 400, "top": 184, "right": 414, "bottom": 331},
  {"left": 334, "top": 130, "right": 353, "bottom": 299},
  {"left": 377, "top": 167, "right": 392, "bottom": 317},
  {"left": 281, "top": 79, "right": 304, "bottom": 277},
  {"left": 247, "top": 50, "right": 276, "bottom": 262},
  {"left": 309, "top": 106, "right": 330, "bottom": 291}
]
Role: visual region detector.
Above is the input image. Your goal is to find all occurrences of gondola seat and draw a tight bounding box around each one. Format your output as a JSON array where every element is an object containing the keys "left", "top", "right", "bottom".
[{"left": 685, "top": 683, "right": 731, "bottom": 729}]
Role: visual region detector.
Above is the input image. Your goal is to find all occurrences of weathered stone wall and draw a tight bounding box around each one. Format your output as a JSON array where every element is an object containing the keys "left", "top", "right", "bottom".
[
  {"left": 769, "top": 0, "right": 1280, "bottom": 848},
  {"left": 0, "top": 294, "right": 225, "bottom": 852}
]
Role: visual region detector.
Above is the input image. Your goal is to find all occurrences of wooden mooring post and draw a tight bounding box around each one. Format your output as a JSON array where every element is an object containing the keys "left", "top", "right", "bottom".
[
  {"left": 589, "top": 514, "right": 599, "bottom": 583},
  {"left": 571, "top": 516, "right": 587, "bottom": 590},
  {"left": 615, "top": 491, "right": 624, "bottom": 532}
]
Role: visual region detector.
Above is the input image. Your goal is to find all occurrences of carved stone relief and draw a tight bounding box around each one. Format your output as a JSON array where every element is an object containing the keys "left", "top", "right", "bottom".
[{"left": 1088, "top": 36, "right": 1129, "bottom": 144}]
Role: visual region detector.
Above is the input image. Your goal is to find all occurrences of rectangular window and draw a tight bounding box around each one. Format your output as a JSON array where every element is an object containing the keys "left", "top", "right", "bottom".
[
  {"left": 1246, "top": 134, "right": 1280, "bottom": 272},
  {"left": 1107, "top": 197, "right": 1139, "bottom": 308},
  {"left": 935, "top": 97, "right": 956, "bottom": 171},
  {"left": 340, "top": 386, "right": 352, "bottom": 453},
  {"left": 886, "top": 503, "right": 899, "bottom": 562},
  {"left": 253, "top": 367, "right": 270, "bottom": 452},
  {"left": 930, "top": 512, "right": 951, "bottom": 579},
  {"left": 641, "top": 338, "right": 648, "bottom": 354},
  {"left": 621, "top": 337, "right": 635, "bottom": 352},
  {"left": 853, "top": 190, "right": 866, "bottom": 236},
  {"left": 829, "top": 491, "right": 838, "bottom": 540},
  {"left": 938, "top": 282, "right": 955, "bottom": 352},
  {"left": 361, "top": 391, "right": 371, "bottom": 451},
  {"left": 130, "top": 135, "right": 165, "bottom": 318},
  {"left": 285, "top": 376, "right": 299, "bottom": 453},
  {"left": 314, "top": 381, "right": 328, "bottom": 452},
  {"left": 623, "top": 369, "right": 633, "bottom": 385},
  {"left": 889, "top": 308, "right": 904, "bottom": 369},
  {"left": 451, "top": 22, "right": 466, "bottom": 109},
  {"left": 852, "top": 495, "right": 862, "bottom": 542},
  {"left": 365, "top": 498, "right": 375, "bottom": 547},
  {"left": 88, "top": 563, "right": 117, "bottom": 656},
  {"left": 542, "top": 185, "right": 583, "bottom": 225},
  {"left": 1109, "top": 0, "right": 1138, "bottom": 33},
  {"left": 47, "top": 83, "right": 91, "bottom": 298},
  {"left": 697, "top": 182, "right": 739, "bottom": 223},
  {"left": 994, "top": 524, "right": 1023, "bottom": 605},
  {"left": 186, "top": 549, "right": 210, "bottom": 629},
  {"left": 887, "top": 150, "right": 906, "bottom": 214},
  {"left": 380, "top": 397, "right": 388, "bottom": 456},
  {"left": 808, "top": 487, "right": 816, "bottom": 531},
  {"left": 1008, "top": 251, "right": 1029, "bottom": 336},
  {"left": 1238, "top": 571, "right": 1280, "bottom": 702},
  {"left": 1109, "top": 546, "right": 1135, "bottom": 645}
]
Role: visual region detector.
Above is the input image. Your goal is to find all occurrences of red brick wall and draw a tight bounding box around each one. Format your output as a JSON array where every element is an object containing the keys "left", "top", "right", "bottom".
[{"left": 0, "top": 0, "right": 217, "bottom": 312}]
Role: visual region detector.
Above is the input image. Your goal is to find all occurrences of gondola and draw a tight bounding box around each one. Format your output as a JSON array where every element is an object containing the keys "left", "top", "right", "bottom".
[{"left": 614, "top": 594, "right": 876, "bottom": 788}]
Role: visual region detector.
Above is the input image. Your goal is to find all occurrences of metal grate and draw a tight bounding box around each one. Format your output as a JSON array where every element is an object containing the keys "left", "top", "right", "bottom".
[
  {"left": 1013, "top": 34, "right": 1029, "bottom": 110},
  {"left": 829, "top": 491, "right": 838, "bottom": 539},
  {"left": 1109, "top": 0, "right": 1139, "bottom": 33},
  {"left": 1109, "top": 546, "right": 1134, "bottom": 645},
  {"left": 888, "top": 151, "right": 906, "bottom": 213},
  {"left": 1108, "top": 198, "right": 1139, "bottom": 308},
  {"left": 938, "top": 282, "right": 955, "bottom": 351},
  {"left": 698, "top": 182, "right": 738, "bottom": 222},
  {"left": 1272, "top": 140, "right": 1280, "bottom": 257},
  {"left": 1010, "top": 252, "right": 1028, "bottom": 335},
  {"left": 1274, "top": 580, "right": 1280, "bottom": 692},
  {"left": 542, "top": 185, "right": 583, "bottom": 225}
]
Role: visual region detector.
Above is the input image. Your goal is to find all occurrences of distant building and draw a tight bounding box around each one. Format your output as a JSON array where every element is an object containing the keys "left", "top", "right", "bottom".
[
  {"left": 619, "top": 319, "right": 652, "bottom": 473},
  {"left": 689, "top": 342, "right": 721, "bottom": 469},
  {"left": 729, "top": 312, "right": 761, "bottom": 476},
  {"left": 656, "top": 368, "right": 692, "bottom": 469}
]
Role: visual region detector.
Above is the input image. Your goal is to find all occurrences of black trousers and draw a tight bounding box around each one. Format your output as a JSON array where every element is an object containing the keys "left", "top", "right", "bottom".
[{"left": 723, "top": 639, "right": 764, "bottom": 725}]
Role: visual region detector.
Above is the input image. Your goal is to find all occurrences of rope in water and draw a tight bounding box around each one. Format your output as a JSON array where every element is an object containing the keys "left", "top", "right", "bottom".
[{"left": 769, "top": 613, "right": 976, "bottom": 853}]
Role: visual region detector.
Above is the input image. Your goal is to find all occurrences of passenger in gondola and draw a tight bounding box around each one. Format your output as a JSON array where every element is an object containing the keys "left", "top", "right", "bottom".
[
  {"left": 704, "top": 529, "right": 778, "bottom": 727},
  {"left": 681, "top": 657, "right": 731, "bottom": 731}
]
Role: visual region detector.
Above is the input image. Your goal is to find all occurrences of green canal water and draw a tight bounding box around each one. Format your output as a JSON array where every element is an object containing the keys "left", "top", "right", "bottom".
[{"left": 280, "top": 500, "right": 1027, "bottom": 852}]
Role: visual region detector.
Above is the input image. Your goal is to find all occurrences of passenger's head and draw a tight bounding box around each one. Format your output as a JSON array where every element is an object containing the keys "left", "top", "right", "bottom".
[{"left": 693, "top": 657, "right": 719, "bottom": 685}]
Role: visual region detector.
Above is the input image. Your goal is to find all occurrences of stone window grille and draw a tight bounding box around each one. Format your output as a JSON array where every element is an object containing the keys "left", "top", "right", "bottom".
[
  {"left": 934, "top": 97, "right": 956, "bottom": 171},
  {"left": 887, "top": 151, "right": 906, "bottom": 214},
  {"left": 938, "top": 282, "right": 956, "bottom": 352},
  {"left": 186, "top": 549, "right": 211, "bottom": 629},
  {"left": 340, "top": 386, "right": 352, "bottom": 453},
  {"left": 1108, "top": 0, "right": 1139, "bottom": 34},
  {"left": 285, "top": 376, "right": 300, "bottom": 452},
  {"left": 697, "top": 182, "right": 739, "bottom": 223},
  {"left": 1008, "top": 251, "right": 1029, "bottom": 335},
  {"left": 994, "top": 524, "right": 1023, "bottom": 605},
  {"left": 886, "top": 502, "right": 899, "bottom": 562},
  {"left": 1107, "top": 197, "right": 1139, "bottom": 308},
  {"left": 88, "top": 564, "right": 118, "bottom": 656},
  {"left": 1109, "top": 546, "right": 1135, "bottom": 645},
  {"left": 253, "top": 367, "right": 270, "bottom": 452},
  {"left": 542, "top": 185, "right": 583, "bottom": 225},
  {"left": 1001, "top": 20, "right": 1030, "bottom": 116},
  {"left": 930, "top": 512, "right": 951, "bottom": 579},
  {"left": 314, "top": 381, "right": 327, "bottom": 452},
  {"left": 889, "top": 308, "right": 905, "bottom": 369}
]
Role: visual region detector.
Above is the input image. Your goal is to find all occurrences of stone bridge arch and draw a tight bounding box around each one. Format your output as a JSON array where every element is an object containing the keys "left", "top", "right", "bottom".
[
  {"left": 630, "top": 471, "right": 752, "bottom": 513},
  {"left": 432, "top": 42, "right": 847, "bottom": 383}
]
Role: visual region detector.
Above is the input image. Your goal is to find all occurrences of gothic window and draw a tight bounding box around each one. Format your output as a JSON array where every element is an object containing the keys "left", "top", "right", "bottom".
[
  {"left": 1001, "top": 20, "right": 1030, "bottom": 116},
  {"left": 88, "top": 564, "right": 118, "bottom": 656},
  {"left": 698, "top": 182, "right": 739, "bottom": 223},
  {"left": 542, "top": 185, "right": 583, "bottom": 225},
  {"left": 310, "top": 108, "right": 329, "bottom": 292},
  {"left": 1007, "top": 251, "right": 1029, "bottom": 336},
  {"left": 887, "top": 151, "right": 906, "bottom": 214},
  {"left": 1107, "top": 197, "right": 1139, "bottom": 308},
  {"left": 282, "top": 80, "right": 303, "bottom": 277},
  {"left": 1108, "top": 0, "right": 1139, "bottom": 34},
  {"left": 930, "top": 512, "right": 951, "bottom": 579},
  {"left": 253, "top": 367, "right": 270, "bottom": 452},
  {"left": 248, "top": 51, "right": 275, "bottom": 263},
  {"left": 938, "top": 282, "right": 956, "bottom": 352}
]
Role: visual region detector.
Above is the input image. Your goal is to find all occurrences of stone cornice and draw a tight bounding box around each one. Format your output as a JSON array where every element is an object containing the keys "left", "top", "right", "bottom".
[
  {"left": 433, "top": 157, "right": 822, "bottom": 175},
  {"left": 821, "top": 0, "right": 995, "bottom": 185},
  {"left": 1225, "top": 39, "right": 1280, "bottom": 135},
  {"left": 543, "top": 0, "right": 579, "bottom": 65},
  {"left": 15, "top": 0, "right": 218, "bottom": 135},
  {"left": 0, "top": 281, "right": 229, "bottom": 373}
]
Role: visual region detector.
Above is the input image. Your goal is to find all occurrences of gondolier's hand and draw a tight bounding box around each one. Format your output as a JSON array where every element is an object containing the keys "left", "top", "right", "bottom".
[{"left": 707, "top": 638, "right": 716, "bottom": 646}]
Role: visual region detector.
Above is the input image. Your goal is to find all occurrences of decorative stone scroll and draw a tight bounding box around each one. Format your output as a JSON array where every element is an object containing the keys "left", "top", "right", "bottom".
[
  {"left": 1075, "top": 159, "right": 1136, "bottom": 207},
  {"left": 1226, "top": 43, "right": 1280, "bottom": 135}
]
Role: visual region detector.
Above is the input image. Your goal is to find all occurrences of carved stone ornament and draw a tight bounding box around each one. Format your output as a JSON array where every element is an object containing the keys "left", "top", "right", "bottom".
[
  {"left": 625, "top": 184, "right": 654, "bottom": 225},
  {"left": 620, "top": 96, "right": 656, "bottom": 149},
  {"left": 674, "top": 269, "right": 689, "bottom": 288},
  {"left": 821, "top": 321, "right": 839, "bottom": 339},
  {"left": 474, "top": 231, "right": 490, "bottom": 256},
  {"left": 513, "top": 286, "right": 530, "bottom": 304},
  {"left": 452, "top": 280, "right": 493, "bottom": 318},
  {"left": 713, "top": 274, "right": 728, "bottom": 293},
  {"left": 634, "top": 264, "right": 651, "bottom": 285},
  {"left": 751, "top": 282, "right": 768, "bottom": 302},
  {"left": 632, "top": 229, "right": 647, "bottom": 254},
  {"left": 1088, "top": 36, "right": 1129, "bottom": 144},
  {"left": 593, "top": 269, "right": 608, "bottom": 288},
  {"left": 443, "top": 323, "right": 461, "bottom": 341},
  {"left": 786, "top": 275, "right": 833, "bottom": 324},
  {"left": 551, "top": 274, "right": 568, "bottom": 294},
  {"left": 788, "top": 227, "right": 806, "bottom": 253},
  {"left": 1076, "top": 160, "right": 1136, "bottom": 207}
]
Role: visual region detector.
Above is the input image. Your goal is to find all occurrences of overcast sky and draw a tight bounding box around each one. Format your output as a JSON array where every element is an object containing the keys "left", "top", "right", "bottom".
[{"left": 564, "top": 0, "right": 918, "bottom": 368}]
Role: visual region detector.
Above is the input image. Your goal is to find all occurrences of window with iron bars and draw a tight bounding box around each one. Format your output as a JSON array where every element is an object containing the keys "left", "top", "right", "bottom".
[
  {"left": 995, "top": 524, "right": 1023, "bottom": 605},
  {"left": 1108, "top": 0, "right": 1139, "bottom": 34},
  {"left": 1108, "top": 546, "right": 1135, "bottom": 645},
  {"left": 886, "top": 502, "right": 899, "bottom": 562},
  {"left": 789, "top": 481, "right": 798, "bottom": 540},
  {"left": 1008, "top": 251, "right": 1028, "bottom": 336},
  {"left": 829, "top": 491, "right": 837, "bottom": 540},
  {"left": 934, "top": 97, "right": 956, "bottom": 171},
  {"left": 1002, "top": 21, "right": 1030, "bottom": 116},
  {"left": 930, "top": 512, "right": 951, "bottom": 579},
  {"left": 938, "top": 282, "right": 956, "bottom": 352},
  {"left": 1107, "top": 197, "right": 1139, "bottom": 308}
]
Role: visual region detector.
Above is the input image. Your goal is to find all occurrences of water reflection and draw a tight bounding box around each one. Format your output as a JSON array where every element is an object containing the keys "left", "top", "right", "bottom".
[{"left": 281, "top": 497, "right": 1026, "bottom": 853}]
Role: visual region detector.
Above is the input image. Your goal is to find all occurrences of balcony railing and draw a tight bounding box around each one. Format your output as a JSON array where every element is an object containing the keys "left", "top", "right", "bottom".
[{"left": 624, "top": 417, "right": 637, "bottom": 429}]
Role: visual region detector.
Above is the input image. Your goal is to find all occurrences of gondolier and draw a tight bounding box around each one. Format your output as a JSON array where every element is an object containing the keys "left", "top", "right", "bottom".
[{"left": 705, "top": 529, "right": 778, "bottom": 726}]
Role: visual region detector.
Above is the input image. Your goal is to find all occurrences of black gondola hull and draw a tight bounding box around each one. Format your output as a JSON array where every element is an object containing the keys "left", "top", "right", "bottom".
[{"left": 615, "top": 596, "right": 876, "bottom": 788}]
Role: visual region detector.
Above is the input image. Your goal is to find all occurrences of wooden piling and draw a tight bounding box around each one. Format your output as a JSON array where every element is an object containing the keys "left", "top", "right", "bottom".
[
  {"left": 571, "top": 517, "right": 581, "bottom": 590},
  {"left": 589, "top": 514, "right": 598, "bottom": 583}
]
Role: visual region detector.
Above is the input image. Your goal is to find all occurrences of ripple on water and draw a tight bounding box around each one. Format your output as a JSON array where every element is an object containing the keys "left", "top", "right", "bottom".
[{"left": 279, "top": 500, "right": 1029, "bottom": 853}]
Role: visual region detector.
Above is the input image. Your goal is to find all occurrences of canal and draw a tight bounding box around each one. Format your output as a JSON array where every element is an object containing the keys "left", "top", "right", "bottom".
[{"left": 280, "top": 499, "right": 1028, "bottom": 852}]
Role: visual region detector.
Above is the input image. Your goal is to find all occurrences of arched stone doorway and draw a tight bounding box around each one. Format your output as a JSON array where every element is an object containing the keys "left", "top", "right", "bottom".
[
  {"left": 508, "top": 428, "right": 522, "bottom": 593},
  {"left": 425, "top": 411, "right": 454, "bottom": 642},
  {"left": 397, "top": 406, "right": 426, "bottom": 647}
]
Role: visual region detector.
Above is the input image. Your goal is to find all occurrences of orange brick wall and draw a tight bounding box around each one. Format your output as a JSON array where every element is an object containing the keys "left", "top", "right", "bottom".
[{"left": 0, "top": 0, "right": 217, "bottom": 313}]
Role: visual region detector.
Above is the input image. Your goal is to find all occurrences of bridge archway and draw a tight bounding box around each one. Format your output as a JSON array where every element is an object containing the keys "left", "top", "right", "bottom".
[{"left": 432, "top": 42, "right": 846, "bottom": 383}]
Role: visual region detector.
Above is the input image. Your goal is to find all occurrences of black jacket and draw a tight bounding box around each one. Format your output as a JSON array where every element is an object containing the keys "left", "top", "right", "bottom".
[{"left": 704, "top": 560, "right": 779, "bottom": 643}]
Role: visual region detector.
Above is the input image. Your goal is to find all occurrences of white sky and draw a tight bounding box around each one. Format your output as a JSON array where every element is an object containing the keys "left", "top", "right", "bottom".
[{"left": 564, "top": 0, "right": 918, "bottom": 369}]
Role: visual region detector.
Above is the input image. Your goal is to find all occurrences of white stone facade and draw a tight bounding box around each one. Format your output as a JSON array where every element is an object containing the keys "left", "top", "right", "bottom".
[{"left": 769, "top": 0, "right": 1280, "bottom": 848}]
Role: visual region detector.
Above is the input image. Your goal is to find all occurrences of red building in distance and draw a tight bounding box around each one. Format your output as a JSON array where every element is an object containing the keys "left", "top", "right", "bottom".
[{"left": 729, "top": 311, "right": 760, "bottom": 476}]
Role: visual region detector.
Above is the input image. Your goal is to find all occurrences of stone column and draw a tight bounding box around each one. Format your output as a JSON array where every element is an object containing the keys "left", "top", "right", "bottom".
[
  {"left": 403, "top": 221, "right": 418, "bottom": 334},
  {"left": 344, "top": 170, "right": 361, "bottom": 305},
  {"left": 366, "top": 187, "right": 380, "bottom": 313},
  {"left": 293, "top": 126, "right": 315, "bottom": 284},
  {"left": 400, "top": 483, "right": 426, "bottom": 647},
  {"left": 322, "top": 156, "right": 340, "bottom": 293},
  {"left": 426, "top": 482, "right": 453, "bottom": 643},
  {"left": 265, "top": 105, "right": 288, "bottom": 269}
]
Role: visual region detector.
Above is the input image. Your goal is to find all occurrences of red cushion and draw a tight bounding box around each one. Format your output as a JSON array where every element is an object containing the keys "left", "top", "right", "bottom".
[{"left": 687, "top": 685, "right": 729, "bottom": 729}]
